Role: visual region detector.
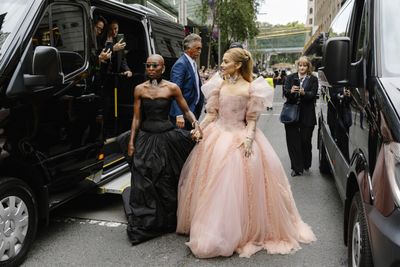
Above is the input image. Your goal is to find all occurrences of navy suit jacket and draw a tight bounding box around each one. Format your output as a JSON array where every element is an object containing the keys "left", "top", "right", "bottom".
[{"left": 169, "top": 54, "right": 204, "bottom": 117}]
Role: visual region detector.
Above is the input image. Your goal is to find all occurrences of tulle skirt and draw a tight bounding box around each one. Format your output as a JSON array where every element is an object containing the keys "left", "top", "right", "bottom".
[{"left": 176, "top": 122, "right": 316, "bottom": 258}]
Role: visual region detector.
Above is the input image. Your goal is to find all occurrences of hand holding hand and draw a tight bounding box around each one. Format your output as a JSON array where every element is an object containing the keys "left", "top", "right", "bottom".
[{"left": 190, "top": 127, "right": 203, "bottom": 142}]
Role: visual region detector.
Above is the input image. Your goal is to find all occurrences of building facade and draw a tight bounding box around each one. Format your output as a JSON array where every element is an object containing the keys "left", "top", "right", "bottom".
[
  {"left": 314, "top": 0, "right": 343, "bottom": 33},
  {"left": 303, "top": 0, "right": 346, "bottom": 56}
]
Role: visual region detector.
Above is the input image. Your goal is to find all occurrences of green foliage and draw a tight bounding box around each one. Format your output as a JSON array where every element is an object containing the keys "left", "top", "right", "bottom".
[
  {"left": 217, "top": 0, "right": 260, "bottom": 44},
  {"left": 199, "top": 0, "right": 260, "bottom": 48}
]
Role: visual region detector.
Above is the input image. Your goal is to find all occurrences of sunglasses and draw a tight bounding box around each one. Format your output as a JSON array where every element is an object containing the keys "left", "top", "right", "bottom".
[{"left": 144, "top": 63, "right": 160, "bottom": 68}]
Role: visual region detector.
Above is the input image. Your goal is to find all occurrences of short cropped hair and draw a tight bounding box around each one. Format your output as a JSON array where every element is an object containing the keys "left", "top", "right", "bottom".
[{"left": 183, "top": 33, "right": 202, "bottom": 50}]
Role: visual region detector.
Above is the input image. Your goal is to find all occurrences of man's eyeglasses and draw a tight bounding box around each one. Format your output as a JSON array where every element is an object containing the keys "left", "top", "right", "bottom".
[{"left": 144, "top": 63, "right": 160, "bottom": 68}]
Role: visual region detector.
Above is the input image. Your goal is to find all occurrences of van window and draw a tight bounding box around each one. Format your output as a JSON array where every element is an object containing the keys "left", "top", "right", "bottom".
[
  {"left": 0, "top": 0, "right": 34, "bottom": 60},
  {"left": 381, "top": 1, "right": 400, "bottom": 76},
  {"left": 32, "top": 4, "right": 86, "bottom": 76},
  {"left": 328, "top": 0, "right": 354, "bottom": 37}
]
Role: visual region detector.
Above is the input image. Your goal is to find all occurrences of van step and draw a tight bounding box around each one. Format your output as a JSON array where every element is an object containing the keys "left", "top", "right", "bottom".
[
  {"left": 103, "top": 153, "right": 125, "bottom": 171},
  {"left": 49, "top": 179, "right": 96, "bottom": 210},
  {"left": 98, "top": 171, "right": 131, "bottom": 194}
]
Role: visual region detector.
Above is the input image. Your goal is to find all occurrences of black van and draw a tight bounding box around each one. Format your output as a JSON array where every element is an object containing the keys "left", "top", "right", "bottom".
[
  {"left": 315, "top": 0, "right": 400, "bottom": 266},
  {"left": 0, "top": 0, "right": 184, "bottom": 265}
]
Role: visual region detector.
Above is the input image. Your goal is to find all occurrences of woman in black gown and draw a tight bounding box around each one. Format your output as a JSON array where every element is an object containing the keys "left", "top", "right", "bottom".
[{"left": 123, "top": 54, "right": 202, "bottom": 245}]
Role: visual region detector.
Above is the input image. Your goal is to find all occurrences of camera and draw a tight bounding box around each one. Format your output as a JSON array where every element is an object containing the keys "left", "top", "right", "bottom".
[{"left": 293, "top": 78, "right": 300, "bottom": 86}]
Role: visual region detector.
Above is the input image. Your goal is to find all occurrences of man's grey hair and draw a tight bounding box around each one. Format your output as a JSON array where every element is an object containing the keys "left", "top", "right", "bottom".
[{"left": 183, "top": 33, "right": 202, "bottom": 50}]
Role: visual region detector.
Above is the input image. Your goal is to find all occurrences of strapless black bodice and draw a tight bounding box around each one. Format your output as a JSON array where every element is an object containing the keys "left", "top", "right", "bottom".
[{"left": 140, "top": 98, "right": 174, "bottom": 132}]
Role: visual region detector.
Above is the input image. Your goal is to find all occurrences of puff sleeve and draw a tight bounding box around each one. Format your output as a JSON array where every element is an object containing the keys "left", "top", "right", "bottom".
[
  {"left": 200, "top": 73, "right": 223, "bottom": 129},
  {"left": 244, "top": 77, "right": 274, "bottom": 139}
]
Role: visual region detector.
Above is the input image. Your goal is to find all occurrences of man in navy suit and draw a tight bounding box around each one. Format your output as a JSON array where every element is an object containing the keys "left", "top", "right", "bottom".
[{"left": 170, "top": 33, "right": 204, "bottom": 129}]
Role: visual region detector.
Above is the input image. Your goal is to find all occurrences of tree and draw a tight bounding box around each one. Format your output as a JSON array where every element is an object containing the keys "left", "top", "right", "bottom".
[{"left": 198, "top": 0, "right": 260, "bottom": 67}]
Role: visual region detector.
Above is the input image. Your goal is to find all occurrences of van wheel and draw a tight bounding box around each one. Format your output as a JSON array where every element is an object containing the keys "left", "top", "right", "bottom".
[
  {"left": 319, "top": 136, "right": 331, "bottom": 174},
  {"left": 347, "top": 192, "right": 373, "bottom": 267},
  {"left": 0, "top": 178, "right": 38, "bottom": 266}
]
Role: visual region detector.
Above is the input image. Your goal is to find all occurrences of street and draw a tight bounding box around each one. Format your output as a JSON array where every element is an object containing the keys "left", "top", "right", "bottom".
[{"left": 21, "top": 85, "right": 347, "bottom": 267}]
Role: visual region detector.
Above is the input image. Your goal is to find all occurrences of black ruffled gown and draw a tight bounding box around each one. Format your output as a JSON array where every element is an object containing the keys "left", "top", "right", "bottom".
[{"left": 123, "top": 98, "right": 195, "bottom": 245}]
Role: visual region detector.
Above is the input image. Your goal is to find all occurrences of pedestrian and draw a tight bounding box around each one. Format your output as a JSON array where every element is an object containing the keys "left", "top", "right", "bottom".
[
  {"left": 123, "top": 54, "right": 201, "bottom": 245},
  {"left": 176, "top": 48, "right": 316, "bottom": 258},
  {"left": 280, "top": 69, "right": 287, "bottom": 97},
  {"left": 170, "top": 33, "right": 204, "bottom": 129},
  {"left": 283, "top": 56, "right": 318, "bottom": 176},
  {"left": 272, "top": 70, "right": 280, "bottom": 89}
]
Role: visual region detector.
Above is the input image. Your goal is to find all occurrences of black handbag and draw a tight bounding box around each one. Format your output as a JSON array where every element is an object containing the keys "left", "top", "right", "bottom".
[{"left": 280, "top": 102, "right": 300, "bottom": 124}]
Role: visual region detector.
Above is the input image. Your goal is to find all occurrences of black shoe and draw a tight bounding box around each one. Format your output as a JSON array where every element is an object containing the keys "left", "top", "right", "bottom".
[
  {"left": 291, "top": 170, "right": 303, "bottom": 177},
  {"left": 304, "top": 168, "right": 309, "bottom": 172}
]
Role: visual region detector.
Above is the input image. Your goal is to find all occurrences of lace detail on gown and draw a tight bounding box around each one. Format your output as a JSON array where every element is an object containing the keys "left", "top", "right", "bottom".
[{"left": 176, "top": 78, "right": 316, "bottom": 258}]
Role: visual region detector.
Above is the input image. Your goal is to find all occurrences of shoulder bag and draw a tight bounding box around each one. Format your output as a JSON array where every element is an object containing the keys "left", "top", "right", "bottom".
[{"left": 280, "top": 100, "right": 300, "bottom": 124}]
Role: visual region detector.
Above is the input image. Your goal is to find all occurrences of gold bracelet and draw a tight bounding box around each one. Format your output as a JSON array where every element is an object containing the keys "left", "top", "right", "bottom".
[{"left": 192, "top": 120, "right": 199, "bottom": 128}]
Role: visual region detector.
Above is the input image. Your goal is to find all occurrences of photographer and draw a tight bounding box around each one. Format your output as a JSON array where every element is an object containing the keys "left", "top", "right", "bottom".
[{"left": 283, "top": 56, "right": 318, "bottom": 176}]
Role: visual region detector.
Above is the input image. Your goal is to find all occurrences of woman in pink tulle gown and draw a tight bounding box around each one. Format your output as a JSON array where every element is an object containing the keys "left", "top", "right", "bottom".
[{"left": 176, "top": 48, "right": 316, "bottom": 258}]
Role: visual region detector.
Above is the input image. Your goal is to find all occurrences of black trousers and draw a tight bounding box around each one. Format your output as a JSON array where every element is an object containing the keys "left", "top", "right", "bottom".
[{"left": 284, "top": 123, "right": 315, "bottom": 172}]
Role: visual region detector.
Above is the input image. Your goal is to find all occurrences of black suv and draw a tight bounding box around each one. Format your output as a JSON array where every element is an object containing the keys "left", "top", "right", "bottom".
[
  {"left": 314, "top": 0, "right": 400, "bottom": 266},
  {"left": 0, "top": 0, "right": 184, "bottom": 265}
]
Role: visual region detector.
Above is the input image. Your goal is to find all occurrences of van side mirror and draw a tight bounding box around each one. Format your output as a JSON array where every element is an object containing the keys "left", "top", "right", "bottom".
[
  {"left": 24, "top": 46, "right": 64, "bottom": 88},
  {"left": 322, "top": 37, "right": 350, "bottom": 86}
]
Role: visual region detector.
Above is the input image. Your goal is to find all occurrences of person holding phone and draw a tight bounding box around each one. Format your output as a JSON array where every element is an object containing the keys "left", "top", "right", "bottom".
[
  {"left": 102, "top": 20, "right": 133, "bottom": 135},
  {"left": 283, "top": 56, "right": 318, "bottom": 176},
  {"left": 105, "top": 20, "right": 132, "bottom": 77}
]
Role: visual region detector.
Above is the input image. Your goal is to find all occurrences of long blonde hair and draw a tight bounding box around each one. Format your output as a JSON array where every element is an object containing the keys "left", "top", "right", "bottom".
[{"left": 225, "top": 48, "right": 254, "bottom": 82}]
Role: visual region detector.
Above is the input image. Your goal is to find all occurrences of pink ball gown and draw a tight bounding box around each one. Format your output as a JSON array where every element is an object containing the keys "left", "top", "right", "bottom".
[{"left": 176, "top": 74, "right": 316, "bottom": 258}]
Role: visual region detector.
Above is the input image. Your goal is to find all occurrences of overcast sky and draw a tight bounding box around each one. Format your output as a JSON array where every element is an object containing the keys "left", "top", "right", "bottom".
[{"left": 257, "top": 0, "right": 308, "bottom": 25}]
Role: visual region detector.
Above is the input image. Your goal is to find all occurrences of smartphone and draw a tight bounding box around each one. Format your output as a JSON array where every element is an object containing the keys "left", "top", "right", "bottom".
[
  {"left": 293, "top": 78, "right": 300, "bottom": 86},
  {"left": 104, "top": 41, "right": 113, "bottom": 51},
  {"left": 117, "top": 33, "right": 124, "bottom": 43}
]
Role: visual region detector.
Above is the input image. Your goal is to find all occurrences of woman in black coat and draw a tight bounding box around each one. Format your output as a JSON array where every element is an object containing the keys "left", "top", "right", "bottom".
[{"left": 283, "top": 56, "right": 318, "bottom": 176}]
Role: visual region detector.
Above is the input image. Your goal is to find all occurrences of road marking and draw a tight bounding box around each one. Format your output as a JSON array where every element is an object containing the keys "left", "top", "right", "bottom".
[{"left": 53, "top": 217, "right": 126, "bottom": 227}]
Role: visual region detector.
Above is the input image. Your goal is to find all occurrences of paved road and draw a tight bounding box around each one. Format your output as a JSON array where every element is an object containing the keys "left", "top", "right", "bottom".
[{"left": 22, "top": 85, "right": 347, "bottom": 267}]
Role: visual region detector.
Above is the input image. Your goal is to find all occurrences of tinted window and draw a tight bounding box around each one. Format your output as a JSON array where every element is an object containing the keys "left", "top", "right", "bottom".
[
  {"left": 149, "top": 18, "right": 184, "bottom": 59},
  {"left": 381, "top": 1, "right": 400, "bottom": 76},
  {"left": 328, "top": 0, "right": 354, "bottom": 37},
  {"left": 33, "top": 4, "right": 85, "bottom": 76}
]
